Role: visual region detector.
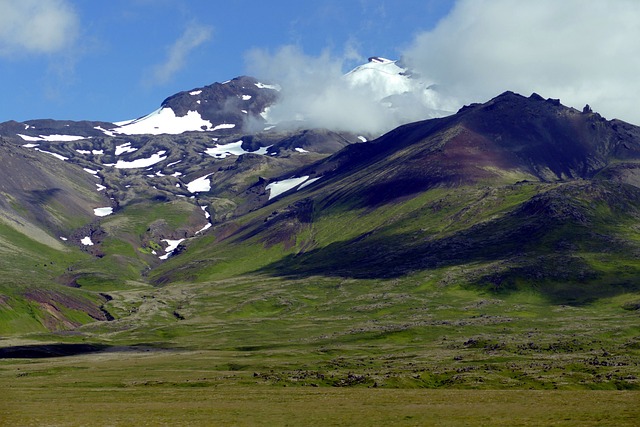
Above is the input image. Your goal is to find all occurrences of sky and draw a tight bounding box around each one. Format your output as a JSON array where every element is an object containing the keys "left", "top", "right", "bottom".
[
  {"left": 1, "top": 0, "right": 639, "bottom": 128},
  {"left": 0, "top": 0, "right": 453, "bottom": 123}
]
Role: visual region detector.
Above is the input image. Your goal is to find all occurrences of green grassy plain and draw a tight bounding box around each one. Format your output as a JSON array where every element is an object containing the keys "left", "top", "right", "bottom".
[
  {"left": 2, "top": 272, "right": 639, "bottom": 425},
  {"left": 2, "top": 381, "right": 639, "bottom": 426}
]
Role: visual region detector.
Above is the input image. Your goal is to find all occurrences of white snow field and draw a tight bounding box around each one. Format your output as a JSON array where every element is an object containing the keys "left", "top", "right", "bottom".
[
  {"left": 266, "top": 176, "right": 310, "bottom": 200},
  {"left": 93, "top": 207, "right": 113, "bottom": 217},
  {"left": 187, "top": 174, "right": 213, "bottom": 193},
  {"left": 111, "top": 108, "right": 215, "bottom": 135}
]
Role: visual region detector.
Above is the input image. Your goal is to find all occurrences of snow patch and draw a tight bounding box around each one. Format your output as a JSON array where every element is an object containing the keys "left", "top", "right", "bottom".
[
  {"left": 115, "top": 142, "right": 137, "bottom": 155},
  {"left": 34, "top": 148, "right": 68, "bottom": 161},
  {"left": 84, "top": 168, "right": 99, "bottom": 175},
  {"left": 211, "top": 123, "right": 236, "bottom": 131},
  {"left": 94, "top": 126, "right": 116, "bottom": 137},
  {"left": 357, "top": 136, "right": 368, "bottom": 142},
  {"left": 93, "top": 207, "right": 113, "bottom": 217},
  {"left": 260, "top": 106, "right": 271, "bottom": 120},
  {"left": 195, "top": 205, "right": 212, "bottom": 234},
  {"left": 187, "top": 173, "right": 213, "bottom": 193},
  {"left": 18, "top": 134, "right": 44, "bottom": 142},
  {"left": 195, "top": 223, "right": 212, "bottom": 234},
  {"left": 298, "top": 176, "right": 322, "bottom": 190},
  {"left": 18, "top": 134, "right": 86, "bottom": 142},
  {"left": 242, "top": 94, "right": 252, "bottom": 100},
  {"left": 113, "top": 151, "right": 167, "bottom": 169},
  {"left": 81, "top": 236, "right": 94, "bottom": 246},
  {"left": 204, "top": 141, "right": 246, "bottom": 158},
  {"left": 294, "top": 147, "right": 309, "bottom": 153},
  {"left": 113, "top": 108, "right": 213, "bottom": 135},
  {"left": 190, "top": 90, "right": 203, "bottom": 95},
  {"left": 204, "top": 141, "right": 271, "bottom": 158},
  {"left": 266, "top": 176, "right": 309, "bottom": 200},
  {"left": 159, "top": 238, "right": 185, "bottom": 260},
  {"left": 22, "top": 143, "right": 39, "bottom": 148}
]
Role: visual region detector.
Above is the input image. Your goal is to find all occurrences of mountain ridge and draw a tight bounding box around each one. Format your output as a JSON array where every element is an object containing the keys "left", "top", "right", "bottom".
[{"left": 2, "top": 58, "right": 640, "bottom": 333}]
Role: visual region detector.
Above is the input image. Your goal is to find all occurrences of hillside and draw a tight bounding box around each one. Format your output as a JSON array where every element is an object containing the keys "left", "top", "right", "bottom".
[{"left": 149, "top": 92, "right": 640, "bottom": 304}]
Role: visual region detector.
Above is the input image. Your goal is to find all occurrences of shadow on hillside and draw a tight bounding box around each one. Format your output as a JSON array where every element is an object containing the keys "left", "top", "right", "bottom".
[
  {"left": 27, "top": 188, "right": 63, "bottom": 205},
  {"left": 0, "top": 343, "right": 107, "bottom": 358},
  {"left": 0, "top": 343, "right": 171, "bottom": 359},
  {"left": 257, "top": 204, "right": 640, "bottom": 305}
]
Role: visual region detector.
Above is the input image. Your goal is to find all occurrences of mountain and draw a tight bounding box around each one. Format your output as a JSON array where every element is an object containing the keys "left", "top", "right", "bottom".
[
  {"left": 2, "top": 59, "right": 640, "bottom": 400},
  {"left": 281, "top": 91, "right": 640, "bottom": 206},
  {"left": 149, "top": 91, "right": 640, "bottom": 305},
  {"left": 0, "top": 57, "right": 447, "bottom": 265},
  {"left": 1, "top": 57, "right": 640, "bottom": 332},
  {"left": 0, "top": 58, "right": 415, "bottom": 331}
]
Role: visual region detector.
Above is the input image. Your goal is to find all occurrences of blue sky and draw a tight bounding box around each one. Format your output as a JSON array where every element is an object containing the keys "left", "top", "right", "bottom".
[
  {"left": 0, "top": 0, "right": 454, "bottom": 122},
  {"left": 2, "top": 0, "right": 640, "bottom": 126}
]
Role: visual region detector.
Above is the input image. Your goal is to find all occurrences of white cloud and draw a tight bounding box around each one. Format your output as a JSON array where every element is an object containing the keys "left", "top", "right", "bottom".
[
  {"left": 246, "top": 46, "right": 377, "bottom": 133},
  {"left": 245, "top": 45, "right": 446, "bottom": 135},
  {"left": 149, "top": 24, "right": 212, "bottom": 85},
  {"left": 0, "top": 0, "right": 79, "bottom": 56},
  {"left": 401, "top": 0, "right": 640, "bottom": 125}
]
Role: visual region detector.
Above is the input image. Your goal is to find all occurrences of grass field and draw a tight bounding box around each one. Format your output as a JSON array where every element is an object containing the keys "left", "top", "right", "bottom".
[
  {"left": 1, "top": 346, "right": 639, "bottom": 426},
  {"left": 3, "top": 383, "right": 639, "bottom": 426},
  {"left": 1, "top": 272, "right": 639, "bottom": 425}
]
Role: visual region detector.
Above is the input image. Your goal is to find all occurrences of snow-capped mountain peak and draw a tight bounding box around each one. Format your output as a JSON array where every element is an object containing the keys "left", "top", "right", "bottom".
[
  {"left": 344, "top": 57, "right": 413, "bottom": 102},
  {"left": 107, "top": 76, "right": 280, "bottom": 136},
  {"left": 2, "top": 56, "right": 450, "bottom": 141}
]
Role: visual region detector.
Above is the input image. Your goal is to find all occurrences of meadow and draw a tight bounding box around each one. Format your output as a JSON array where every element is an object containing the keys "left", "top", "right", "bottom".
[{"left": 2, "top": 273, "right": 639, "bottom": 425}]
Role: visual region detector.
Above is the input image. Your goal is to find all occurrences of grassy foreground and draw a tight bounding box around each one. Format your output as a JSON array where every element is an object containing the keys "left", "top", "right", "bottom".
[
  {"left": 2, "top": 388, "right": 639, "bottom": 426},
  {"left": 1, "top": 272, "right": 640, "bottom": 425},
  {"left": 1, "top": 348, "right": 639, "bottom": 426}
]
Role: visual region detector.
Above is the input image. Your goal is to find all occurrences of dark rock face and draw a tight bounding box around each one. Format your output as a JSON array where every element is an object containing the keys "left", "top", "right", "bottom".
[
  {"left": 161, "top": 76, "right": 279, "bottom": 132},
  {"left": 0, "top": 119, "right": 117, "bottom": 140},
  {"left": 289, "top": 91, "right": 640, "bottom": 209}
]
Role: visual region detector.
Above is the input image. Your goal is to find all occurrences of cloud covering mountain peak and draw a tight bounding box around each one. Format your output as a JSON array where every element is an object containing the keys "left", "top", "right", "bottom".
[
  {"left": 245, "top": 46, "right": 452, "bottom": 135},
  {"left": 244, "top": 0, "right": 640, "bottom": 132}
]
